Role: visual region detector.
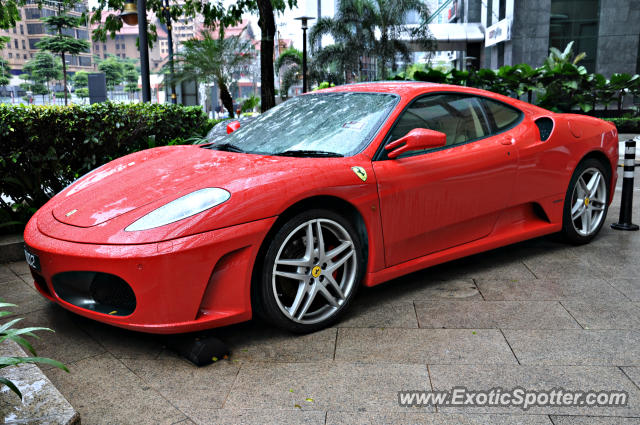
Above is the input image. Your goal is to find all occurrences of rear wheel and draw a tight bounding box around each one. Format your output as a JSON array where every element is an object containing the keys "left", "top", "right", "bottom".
[
  {"left": 256, "top": 209, "right": 364, "bottom": 333},
  {"left": 561, "top": 158, "right": 610, "bottom": 244}
]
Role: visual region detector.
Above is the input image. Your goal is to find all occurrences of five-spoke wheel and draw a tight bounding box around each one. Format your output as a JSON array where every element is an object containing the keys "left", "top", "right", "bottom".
[
  {"left": 562, "top": 158, "right": 610, "bottom": 244},
  {"left": 256, "top": 209, "right": 364, "bottom": 332}
]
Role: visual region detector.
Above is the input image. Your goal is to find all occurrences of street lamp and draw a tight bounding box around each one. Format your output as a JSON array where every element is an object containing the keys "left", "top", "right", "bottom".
[
  {"left": 294, "top": 16, "right": 314, "bottom": 93},
  {"left": 119, "top": 0, "right": 151, "bottom": 102}
]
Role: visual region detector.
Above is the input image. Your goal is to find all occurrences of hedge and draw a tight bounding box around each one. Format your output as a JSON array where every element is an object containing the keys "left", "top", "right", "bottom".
[
  {"left": 603, "top": 117, "right": 640, "bottom": 133},
  {"left": 0, "top": 102, "right": 212, "bottom": 232}
]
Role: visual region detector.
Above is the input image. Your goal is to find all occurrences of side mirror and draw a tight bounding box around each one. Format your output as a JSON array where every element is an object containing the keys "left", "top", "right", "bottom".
[
  {"left": 226, "top": 120, "right": 241, "bottom": 134},
  {"left": 384, "top": 128, "right": 447, "bottom": 159}
]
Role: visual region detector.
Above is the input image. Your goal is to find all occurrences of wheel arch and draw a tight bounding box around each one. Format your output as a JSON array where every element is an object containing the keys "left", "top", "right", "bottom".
[
  {"left": 250, "top": 195, "right": 370, "bottom": 312},
  {"left": 577, "top": 149, "right": 614, "bottom": 200}
]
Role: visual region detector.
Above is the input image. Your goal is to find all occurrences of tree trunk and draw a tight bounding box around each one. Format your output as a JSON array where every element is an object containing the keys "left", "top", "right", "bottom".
[
  {"left": 219, "top": 81, "right": 234, "bottom": 119},
  {"left": 257, "top": 0, "right": 276, "bottom": 112},
  {"left": 61, "top": 52, "right": 68, "bottom": 105}
]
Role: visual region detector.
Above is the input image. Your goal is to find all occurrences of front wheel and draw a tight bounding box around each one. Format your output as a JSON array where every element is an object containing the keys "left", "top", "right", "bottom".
[
  {"left": 256, "top": 209, "right": 364, "bottom": 333},
  {"left": 561, "top": 158, "right": 610, "bottom": 244}
]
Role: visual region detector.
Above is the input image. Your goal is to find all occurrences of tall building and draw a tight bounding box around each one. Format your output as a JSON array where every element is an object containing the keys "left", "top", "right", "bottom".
[
  {"left": 444, "top": 0, "right": 639, "bottom": 76},
  {"left": 91, "top": 11, "right": 168, "bottom": 73},
  {"left": 0, "top": 0, "right": 93, "bottom": 74}
]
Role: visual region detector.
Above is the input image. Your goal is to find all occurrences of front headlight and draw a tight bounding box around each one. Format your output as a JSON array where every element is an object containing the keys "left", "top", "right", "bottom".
[{"left": 125, "top": 188, "right": 231, "bottom": 231}]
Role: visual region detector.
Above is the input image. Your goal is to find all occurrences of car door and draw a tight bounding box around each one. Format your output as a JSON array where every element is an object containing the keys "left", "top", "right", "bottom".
[{"left": 372, "top": 93, "right": 519, "bottom": 267}]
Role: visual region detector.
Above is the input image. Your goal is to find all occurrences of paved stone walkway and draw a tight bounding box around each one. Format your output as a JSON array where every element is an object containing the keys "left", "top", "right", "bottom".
[{"left": 1, "top": 170, "right": 639, "bottom": 425}]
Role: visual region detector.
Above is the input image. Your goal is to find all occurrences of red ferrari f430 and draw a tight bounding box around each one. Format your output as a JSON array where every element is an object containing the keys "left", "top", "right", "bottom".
[{"left": 24, "top": 82, "right": 618, "bottom": 333}]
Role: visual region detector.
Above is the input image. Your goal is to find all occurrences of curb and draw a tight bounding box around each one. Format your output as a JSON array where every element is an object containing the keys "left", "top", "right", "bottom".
[{"left": 0, "top": 340, "right": 80, "bottom": 425}]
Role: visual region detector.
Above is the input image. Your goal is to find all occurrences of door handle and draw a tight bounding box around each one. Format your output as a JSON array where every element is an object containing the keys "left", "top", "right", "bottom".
[{"left": 501, "top": 137, "right": 515, "bottom": 146}]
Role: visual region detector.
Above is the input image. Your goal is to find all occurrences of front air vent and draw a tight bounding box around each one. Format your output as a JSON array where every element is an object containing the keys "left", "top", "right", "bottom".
[
  {"left": 535, "top": 117, "right": 554, "bottom": 141},
  {"left": 52, "top": 271, "right": 136, "bottom": 316}
]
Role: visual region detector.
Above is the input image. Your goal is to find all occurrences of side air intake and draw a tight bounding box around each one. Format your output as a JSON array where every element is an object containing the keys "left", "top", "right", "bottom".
[{"left": 535, "top": 117, "right": 554, "bottom": 141}]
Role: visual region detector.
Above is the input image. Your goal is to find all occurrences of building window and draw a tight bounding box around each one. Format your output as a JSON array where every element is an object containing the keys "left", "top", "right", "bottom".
[
  {"left": 14, "top": 39, "right": 18, "bottom": 48},
  {"left": 20, "top": 25, "right": 24, "bottom": 35},
  {"left": 79, "top": 56, "right": 91, "bottom": 67},
  {"left": 549, "top": 0, "right": 599, "bottom": 72},
  {"left": 21, "top": 40, "right": 25, "bottom": 49},
  {"left": 8, "top": 53, "right": 12, "bottom": 58}
]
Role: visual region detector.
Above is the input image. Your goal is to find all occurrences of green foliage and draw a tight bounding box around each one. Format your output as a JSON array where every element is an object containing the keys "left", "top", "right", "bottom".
[
  {"left": 98, "top": 56, "right": 125, "bottom": 89},
  {"left": 240, "top": 95, "right": 260, "bottom": 112},
  {"left": 309, "top": 0, "right": 432, "bottom": 81},
  {"left": 275, "top": 47, "right": 302, "bottom": 74},
  {"left": 604, "top": 117, "right": 640, "bottom": 133},
  {"left": 0, "top": 56, "right": 10, "bottom": 87},
  {"left": 313, "top": 81, "right": 335, "bottom": 91},
  {"left": 0, "top": 301, "right": 69, "bottom": 400},
  {"left": 72, "top": 70, "right": 89, "bottom": 88},
  {"left": 169, "top": 29, "right": 255, "bottom": 118},
  {"left": 0, "top": 103, "right": 210, "bottom": 231},
  {"left": 23, "top": 52, "right": 62, "bottom": 86},
  {"left": 74, "top": 87, "right": 89, "bottom": 99},
  {"left": 396, "top": 42, "right": 640, "bottom": 114}
]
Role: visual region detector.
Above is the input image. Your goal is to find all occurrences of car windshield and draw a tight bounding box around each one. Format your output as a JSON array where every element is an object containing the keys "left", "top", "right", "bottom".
[{"left": 207, "top": 92, "right": 398, "bottom": 157}]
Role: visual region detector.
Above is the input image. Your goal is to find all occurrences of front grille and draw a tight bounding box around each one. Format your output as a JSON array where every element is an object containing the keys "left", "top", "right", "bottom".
[{"left": 52, "top": 271, "right": 136, "bottom": 316}]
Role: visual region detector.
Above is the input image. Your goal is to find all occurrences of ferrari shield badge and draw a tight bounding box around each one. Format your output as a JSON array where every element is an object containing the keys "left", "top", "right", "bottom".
[{"left": 351, "top": 166, "right": 367, "bottom": 182}]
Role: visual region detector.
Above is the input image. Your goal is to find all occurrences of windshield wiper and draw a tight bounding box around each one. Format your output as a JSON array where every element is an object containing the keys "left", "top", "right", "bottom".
[
  {"left": 274, "top": 150, "right": 343, "bottom": 157},
  {"left": 211, "top": 142, "right": 245, "bottom": 153}
]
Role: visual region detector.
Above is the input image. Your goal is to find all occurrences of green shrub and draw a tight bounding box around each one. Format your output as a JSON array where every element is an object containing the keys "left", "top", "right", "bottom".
[
  {"left": 0, "top": 102, "right": 210, "bottom": 232},
  {"left": 603, "top": 117, "right": 640, "bottom": 133},
  {"left": 0, "top": 301, "right": 69, "bottom": 399}
]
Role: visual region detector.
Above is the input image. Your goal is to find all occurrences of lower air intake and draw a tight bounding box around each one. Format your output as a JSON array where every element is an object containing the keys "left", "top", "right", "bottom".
[{"left": 52, "top": 271, "right": 136, "bottom": 316}]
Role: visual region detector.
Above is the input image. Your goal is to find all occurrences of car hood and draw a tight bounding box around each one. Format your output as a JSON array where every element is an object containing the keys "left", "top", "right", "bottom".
[{"left": 37, "top": 145, "right": 375, "bottom": 244}]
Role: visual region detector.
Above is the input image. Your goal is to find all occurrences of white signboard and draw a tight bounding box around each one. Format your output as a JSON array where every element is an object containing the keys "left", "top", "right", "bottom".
[{"left": 485, "top": 18, "right": 511, "bottom": 47}]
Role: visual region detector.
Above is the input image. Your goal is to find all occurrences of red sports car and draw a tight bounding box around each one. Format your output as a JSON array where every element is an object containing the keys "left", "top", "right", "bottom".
[{"left": 24, "top": 82, "right": 618, "bottom": 334}]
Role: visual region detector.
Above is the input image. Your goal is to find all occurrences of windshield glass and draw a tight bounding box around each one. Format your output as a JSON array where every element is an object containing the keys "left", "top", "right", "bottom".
[{"left": 208, "top": 92, "right": 398, "bottom": 156}]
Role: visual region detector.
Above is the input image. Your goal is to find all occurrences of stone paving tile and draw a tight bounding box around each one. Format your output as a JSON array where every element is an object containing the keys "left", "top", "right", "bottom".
[
  {"left": 334, "top": 328, "right": 517, "bottom": 364},
  {"left": 561, "top": 301, "right": 640, "bottom": 329},
  {"left": 503, "top": 330, "right": 640, "bottom": 366},
  {"left": 6, "top": 260, "right": 31, "bottom": 277},
  {"left": 550, "top": 416, "right": 640, "bottom": 424},
  {"left": 621, "top": 367, "right": 640, "bottom": 389},
  {"left": 1, "top": 304, "right": 105, "bottom": 368},
  {"left": 46, "top": 352, "right": 186, "bottom": 425},
  {"left": 213, "top": 322, "right": 337, "bottom": 362},
  {"left": 183, "top": 408, "right": 326, "bottom": 425},
  {"left": 326, "top": 412, "right": 553, "bottom": 424},
  {"left": 606, "top": 278, "right": 640, "bottom": 302},
  {"left": 338, "top": 300, "right": 418, "bottom": 328},
  {"left": 121, "top": 357, "right": 240, "bottom": 410},
  {"left": 359, "top": 278, "right": 482, "bottom": 304},
  {"left": 429, "top": 365, "right": 640, "bottom": 415},
  {"left": 224, "top": 361, "right": 432, "bottom": 412},
  {"left": 0, "top": 263, "right": 17, "bottom": 283},
  {"left": 415, "top": 301, "right": 580, "bottom": 330},
  {"left": 74, "top": 316, "right": 165, "bottom": 360},
  {"left": 0, "top": 278, "right": 50, "bottom": 316},
  {"left": 475, "top": 278, "right": 627, "bottom": 302},
  {"left": 428, "top": 253, "right": 537, "bottom": 282}
]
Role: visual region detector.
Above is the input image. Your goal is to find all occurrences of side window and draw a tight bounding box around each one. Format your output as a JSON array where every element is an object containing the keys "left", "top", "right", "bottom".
[
  {"left": 482, "top": 98, "right": 522, "bottom": 132},
  {"left": 387, "top": 94, "right": 490, "bottom": 157}
]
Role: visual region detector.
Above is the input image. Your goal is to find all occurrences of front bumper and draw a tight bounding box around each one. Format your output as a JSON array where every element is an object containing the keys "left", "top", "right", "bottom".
[{"left": 23, "top": 215, "right": 277, "bottom": 334}]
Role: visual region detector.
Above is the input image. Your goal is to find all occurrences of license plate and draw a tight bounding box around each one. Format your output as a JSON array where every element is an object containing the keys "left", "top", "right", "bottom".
[{"left": 24, "top": 246, "right": 41, "bottom": 272}]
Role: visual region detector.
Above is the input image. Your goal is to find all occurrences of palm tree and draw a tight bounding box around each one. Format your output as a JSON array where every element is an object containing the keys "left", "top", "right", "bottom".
[
  {"left": 275, "top": 47, "right": 302, "bottom": 98},
  {"left": 309, "top": 0, "right": 432, "bottom": 81},
  {"left": 169, "top": 29, "right": 255, "bottom": 118}
]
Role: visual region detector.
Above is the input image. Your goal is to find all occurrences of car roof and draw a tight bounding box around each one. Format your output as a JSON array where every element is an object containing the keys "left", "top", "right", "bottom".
[
  {"left": 314, "top": 81, "right": 548, "bottom": 115},
  {"left": 315, "top": 81, "right": 441, "bottom": 97}
]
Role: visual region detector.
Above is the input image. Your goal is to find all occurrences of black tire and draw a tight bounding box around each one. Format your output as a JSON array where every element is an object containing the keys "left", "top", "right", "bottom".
[
  {"left": 255, "top": 209, "right": 364, "bottom": 333},
  {"left": 561, "top": 158, "right": 611, "bottom": 244}
]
